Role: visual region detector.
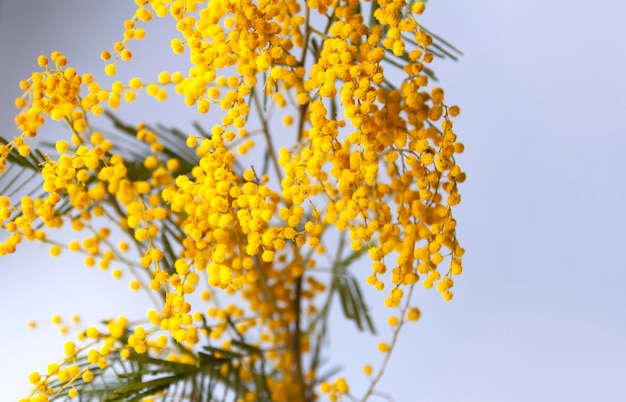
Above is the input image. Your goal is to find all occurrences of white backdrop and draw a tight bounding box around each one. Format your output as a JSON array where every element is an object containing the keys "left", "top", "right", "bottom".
[{"left": 1, "top": 1, "right": 626, "bottom": 401}]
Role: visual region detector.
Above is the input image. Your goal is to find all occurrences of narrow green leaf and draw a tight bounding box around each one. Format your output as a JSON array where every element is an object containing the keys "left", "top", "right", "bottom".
[
  {"left": 422, "top": 66, "right": 438, "bottom": 81},
  {"left": 337, "top": 248, "right": 368, "bottom": 270},
  {"left": 349, "top": 275, "right": 377, "bottom": 334},
  {"left": 421, "top": 25, "right": 464, "bottom": 56},
  {"left": 317, "top": 365, "right": 343, "bottom": 385},
  {"left": 331, "top": 247, "right": 377, "bottom": 333},
  {"left": 129, "top": 354, "right": 199, "bottom": 373},
  {"left": 230, "top": 339, "right": 263, "bottom": 355},
  {"left": 430, "top": 42, "right": 460, "bottom": 61},
  {"left": 200, "top": 347, "right": 243, "bottom": 360},
  {"left": 192, "top": 121, "right": 211, "bottom": 139},
  {"left": 104, "top": 110, "right": 139, "bottom": 137},
  {"left": 335, "top": 275, "right": 356, "bottom": 320},
  {"left": 369, "top": 0, "right": 380, "bottom": 30},
  {"left": 103, "top": 375, "right": 184, "bottom": 401}
]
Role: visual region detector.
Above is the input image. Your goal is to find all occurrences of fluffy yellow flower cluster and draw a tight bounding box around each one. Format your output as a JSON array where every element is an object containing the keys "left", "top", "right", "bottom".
[{"left": 2, "top": 0, "right": 465, "bottom": 400}]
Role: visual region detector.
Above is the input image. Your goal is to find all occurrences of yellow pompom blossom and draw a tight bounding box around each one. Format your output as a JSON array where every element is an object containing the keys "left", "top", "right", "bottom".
[
  {"left": 377, "top": 342, "right": 390, "bottom": 353},
  {"left": 320, "top": 376, "right": 350, "bottom": 401},
  {"left": 4, "top": 1, "right": 466, "bottom": 401}
]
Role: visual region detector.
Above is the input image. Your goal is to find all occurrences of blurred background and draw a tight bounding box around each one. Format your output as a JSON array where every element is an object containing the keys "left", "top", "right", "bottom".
[{"left": 1, "top": 1, "right": 625, "bottom": 401}]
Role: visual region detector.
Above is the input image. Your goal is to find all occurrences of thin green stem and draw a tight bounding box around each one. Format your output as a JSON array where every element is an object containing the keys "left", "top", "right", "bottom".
[
  {"left": 300, "top": 6, "right": 312, "bottom": 67},
  {"left": 292, "top": 273, "right": 306, "bottom": 401},
  {"left": 361, "top": 284, "right": 416, "bottom": 401},
  {"left": 251, "top": 88, "right": 283, "bottom": 182},
  {"left": 308, "top": 231, "right": 347, "bottom": 387}
]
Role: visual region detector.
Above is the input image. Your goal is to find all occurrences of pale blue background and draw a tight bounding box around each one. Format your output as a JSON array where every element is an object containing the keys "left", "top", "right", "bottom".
[{"left": 1, "top": 1, "right": 625, "bottom": 401}]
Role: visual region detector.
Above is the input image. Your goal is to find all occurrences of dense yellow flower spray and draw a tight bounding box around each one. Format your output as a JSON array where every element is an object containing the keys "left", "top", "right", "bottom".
[{"left": 1, "top": 0, "right": 465, "bottom": 400}]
